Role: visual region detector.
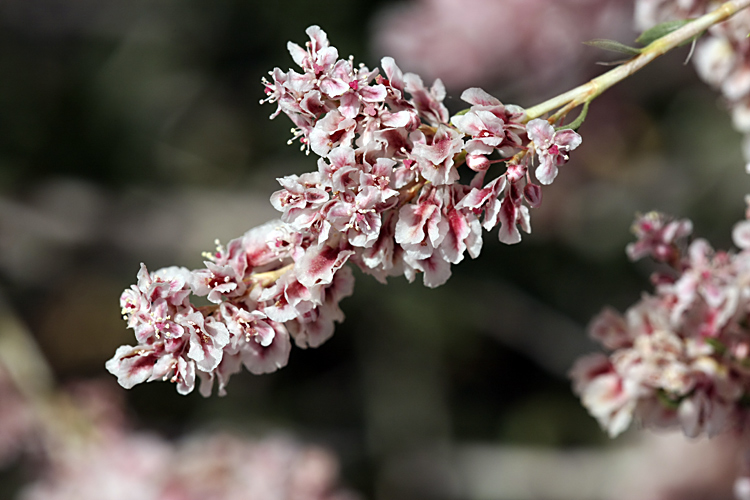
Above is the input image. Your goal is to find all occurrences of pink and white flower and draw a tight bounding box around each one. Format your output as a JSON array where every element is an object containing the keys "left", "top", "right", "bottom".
[{"left": 526, "top": 119, "right": 582, "bottom": 185}]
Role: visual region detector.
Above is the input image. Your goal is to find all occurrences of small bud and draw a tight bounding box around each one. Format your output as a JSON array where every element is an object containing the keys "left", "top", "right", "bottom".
[
  {"left": 466, "top": 154, "right": 490, "bottom": 172},
  {"left": 506, "top": 163, "right": 526, "bottom": 183},
  {"left": 524, "top": 183, "right": 543, "bottom": 208}
]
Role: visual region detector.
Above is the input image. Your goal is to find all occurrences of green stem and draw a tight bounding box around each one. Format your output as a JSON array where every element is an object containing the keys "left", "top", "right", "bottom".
[{"left": 523, "top": 0, "right": 750, "bottom": 122}]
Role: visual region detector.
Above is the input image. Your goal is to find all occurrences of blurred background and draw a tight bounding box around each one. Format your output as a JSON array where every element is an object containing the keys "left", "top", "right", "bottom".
[{"left": 1, "top": 0, "right": 749, "bottom": 498}]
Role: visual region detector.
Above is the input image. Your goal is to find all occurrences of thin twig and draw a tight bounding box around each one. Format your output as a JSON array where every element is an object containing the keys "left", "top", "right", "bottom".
[{"left": 523, "top": 0, "right": 750, "bottom": 122}]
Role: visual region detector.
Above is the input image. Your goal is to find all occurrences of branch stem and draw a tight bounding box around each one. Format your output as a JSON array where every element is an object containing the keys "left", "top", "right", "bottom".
[{"left": 523, "top": 0, "right": 750, "bottom": 122}]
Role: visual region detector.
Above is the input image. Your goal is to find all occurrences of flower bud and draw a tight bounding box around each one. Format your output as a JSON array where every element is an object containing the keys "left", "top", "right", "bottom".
[
  {"left": 523, "top": 183, "right": 542, "bottom": 208},
  {"left": 466, "top": 154, "right": 490, "bottom": 172}
]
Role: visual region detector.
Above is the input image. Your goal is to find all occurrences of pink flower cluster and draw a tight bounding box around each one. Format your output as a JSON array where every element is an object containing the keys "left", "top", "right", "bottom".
[
  {"left": 262, "top": 25, "right": 582, "bottom": 277},
  {"left": 572, "top": 207, "right": 750, "bottom": 441},
  {"left": 108, "top": 26, "right": 581, "bottom": 395},
  {"left": 636, "top": 0, "right": 750, "bottom": 161}
]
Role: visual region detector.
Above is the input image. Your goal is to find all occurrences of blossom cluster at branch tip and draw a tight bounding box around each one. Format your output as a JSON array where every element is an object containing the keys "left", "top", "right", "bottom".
[
  {"left": 107, "top": 221, "right": 354, "bottom": 396},
  {"left": 572, "top": 204, "right": 750, "bottom": 444},
  {"left": 109, "top": 25, "right": 582, "bottom": 396}
]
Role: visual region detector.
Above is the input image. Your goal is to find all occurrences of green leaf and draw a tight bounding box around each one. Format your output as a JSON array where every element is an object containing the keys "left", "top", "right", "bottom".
[
  {"left": 656, "top": 389, "right": 682, "bottom": 410},
  {"left": 556, "top": 101, "right": 590, "bottom": 132},
  {"left": 583, "top": 39, "right": 642, "bottom": 56},
  {"left": 636, "top": 19, "right": 692, "bottom": 46},
  {"left": 704, "top": 337, "right": 727, "bottom": 356}
]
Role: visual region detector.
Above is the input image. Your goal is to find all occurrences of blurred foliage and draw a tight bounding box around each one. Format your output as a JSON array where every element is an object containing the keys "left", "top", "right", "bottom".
[{"left": 0, "top": 0, "right": 402, "bottom": 191}]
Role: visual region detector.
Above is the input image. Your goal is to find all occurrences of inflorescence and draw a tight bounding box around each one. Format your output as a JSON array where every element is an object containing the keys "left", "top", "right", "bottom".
[
  {"left": 106, "top": 26, "right": 581, "bottom": 396},
  {"left": 572, "top": 206, "right": 750, "bottom": 439}
]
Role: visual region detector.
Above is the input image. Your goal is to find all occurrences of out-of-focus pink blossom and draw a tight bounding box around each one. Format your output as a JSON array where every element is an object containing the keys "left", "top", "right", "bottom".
[
  {"left": 626, "top": 211, "right": 693, "bottom": 264},
  {"left": 19, "top": 433, "right": 357, "bottom": 500},
  {"left": 572, "top": 204, "right": 750, "bottom": 450},
  {"left": 570, "top": 353, "right": 639, "bottom": 437},
  {"left": 1, "top": 376, "right": 358, "bottom": 500},
  {"left": 372, "top": 0, "right": 633, "bottom": 91},
  {"left": 733, "top": 219, "right": 750, "bottom": 249},
  {"left": 0, "top": 365, "right": 34, "bottom": 468}
]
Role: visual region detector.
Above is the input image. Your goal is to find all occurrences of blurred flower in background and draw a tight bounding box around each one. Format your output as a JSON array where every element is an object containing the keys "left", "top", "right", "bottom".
[
  {"left": 21, "top": 423, "right": 357, "bottom": 500},
  {"left": 0, "top": 365, "right": 35, "bottom": 469},
  {"left": 0, "top": 300, "right": 358, "bottom": 500},
  {"left": 371, "top": 0, "right": 634, "bottom": 95}
]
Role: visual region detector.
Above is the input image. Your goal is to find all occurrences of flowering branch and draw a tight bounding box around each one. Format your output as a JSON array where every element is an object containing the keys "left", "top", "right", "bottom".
[{"left": 107, "top": 0, "right": 750, "bottom": 399}]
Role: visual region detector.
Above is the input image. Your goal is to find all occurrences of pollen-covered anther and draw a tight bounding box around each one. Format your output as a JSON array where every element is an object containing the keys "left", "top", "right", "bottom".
[{"left": 287, "top": 128, "right": 305, "bottom": 146}]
